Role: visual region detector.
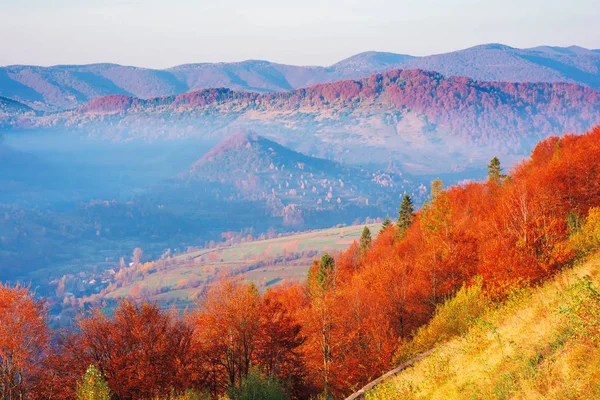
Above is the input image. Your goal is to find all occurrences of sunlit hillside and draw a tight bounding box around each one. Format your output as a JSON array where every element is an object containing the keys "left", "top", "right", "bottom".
[
  {"left": 96, "top": 223, "right": 381, "bottom": 306},
  {"left": 366, "top": 253, "right": 600, "bottom": 400}
]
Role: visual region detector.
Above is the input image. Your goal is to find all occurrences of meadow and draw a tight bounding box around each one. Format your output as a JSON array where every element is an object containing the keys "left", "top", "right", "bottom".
[{"left": 103, "top": 223, "right": 381, "bottom": 304}]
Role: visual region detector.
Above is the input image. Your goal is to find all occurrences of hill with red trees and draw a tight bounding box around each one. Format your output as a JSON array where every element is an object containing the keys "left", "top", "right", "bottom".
[
  {"left": 2, "top": 44, "right": 600, "bottom": 112},
  {"left": 11, "top": 69, "right": 600, "bottom": 175}
]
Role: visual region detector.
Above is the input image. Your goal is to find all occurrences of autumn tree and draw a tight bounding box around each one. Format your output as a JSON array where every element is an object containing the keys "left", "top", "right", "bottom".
[
  {"left": 397, "top": 194, "right": 415, "bottom": 235},
  {"left": 306, "top": 254, "right": 340, "bottom": 396},
  {"left": 132, "top": 247, "right": 144, "bottom": 266},
  {"left": 194, "top": 279, "right": 262, "bottom": 394},
  {"left": 256, "top": 288, "right": 307, "bottom": 397},
  {"left": 0, "top": 284, "right": 48, "bottom": 399},
  {"left": 69, "top": 301, "right": 201, "bottom": 399},
  {"left": 431, "top": 178, "right": 444, "bottom": 199},
  {"left": 75, "top": 365, "right": 110, "bottom": 400}
]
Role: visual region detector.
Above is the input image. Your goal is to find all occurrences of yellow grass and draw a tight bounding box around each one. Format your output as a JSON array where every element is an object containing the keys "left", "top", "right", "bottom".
[{"left": 367, "top": 255, "right": 600, "bottom": 400}]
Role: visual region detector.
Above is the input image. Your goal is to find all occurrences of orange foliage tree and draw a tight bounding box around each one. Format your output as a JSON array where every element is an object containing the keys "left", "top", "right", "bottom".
[
  {"left": 299, "top": 126, "right": 600, "bottom": 396},
  {"left": 192, "top": 277, "right": 308, "bottom": 397},
  {"left": 9, "top": 125, "right": 600, "bottom": 399},
  {"left": 0, "top": 284, "right": 48, "bottom": 399},
  {"left": 40, "top": 301, "right": 202, "bottom": 399}
]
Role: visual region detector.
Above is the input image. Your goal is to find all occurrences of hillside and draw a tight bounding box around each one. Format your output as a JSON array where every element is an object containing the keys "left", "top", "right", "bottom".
[
  {"left": 4, "top": 125, "right": 600, "bottom": 400},
  {"left": 0, "top": 96, "right": 32, "bottom": 114},
  {"left": 179, "top": 132, "right": 410, "bottom": 212},
  {"left": 0, "top": 96, "right": 34, "bottom": 127},
  {"left": 365, "top": 254, "right": 600, "bottom": 400},
  {"left": 93, "top": 223, "right": 381, "bottom": 307},
  {"left": 2, "top": 44, "right": 599, "bottom": 111},
  {"left": 18, "top": 69, "right": 600, "bottom": 174},
  {"left": 403, "top": 44, "right": 600, "bottom": 91}
]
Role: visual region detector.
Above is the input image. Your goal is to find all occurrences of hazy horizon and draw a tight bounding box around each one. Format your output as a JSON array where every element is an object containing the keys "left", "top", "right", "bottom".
[
  {"left": 0, "top": 42, "right": 598, "bottom": 69},
  {"left": 1, "top": 0, "right": 599, "bottom": 69}
]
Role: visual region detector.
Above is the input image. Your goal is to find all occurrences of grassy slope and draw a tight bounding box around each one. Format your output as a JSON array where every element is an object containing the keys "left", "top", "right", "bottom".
[
  {"left": 366, "top": 255, "right": 600, "bottom": 400},
  {"left": 106, "top": 223, "right": 380, "bottom": 301}
]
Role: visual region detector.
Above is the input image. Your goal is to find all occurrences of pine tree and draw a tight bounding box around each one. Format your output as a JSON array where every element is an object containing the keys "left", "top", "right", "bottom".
[
  {"left": 75, "top": 365, "right": 111, "bottom": 400},
  {"left": 359, "top": 226, "right": 372, "bottom": 253},
  {"left": 380, "top": 216, "right": 392, "bottom": 233},
  {"left": 313, "top": 253, "right": 336, "bottom": 290},
  {"left": 488, "top": 156, "right": 506, "bottom": 183},
  {"left": 397, "top": 194, "right": 415, "bottom": 235}
]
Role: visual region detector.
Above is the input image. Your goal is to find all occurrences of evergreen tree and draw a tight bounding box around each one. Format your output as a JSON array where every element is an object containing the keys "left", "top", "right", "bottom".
[
  {"left": 397, "top": 194, "right": 415, "bottom": 235},
  {"left": 380, "top": 216, "right": 392, "bottom": 233},
  {"left": 488, "top": 156, "right": 506, "bottom": 183},
  {"left": 313, "top": 253, "right": 336, "bottom": 290},
  {"left": 359, "top": 226, "right": 372, "bottom": 253},
  {"left": 75, "top": 365, "right": 111, "bottom": 400}
]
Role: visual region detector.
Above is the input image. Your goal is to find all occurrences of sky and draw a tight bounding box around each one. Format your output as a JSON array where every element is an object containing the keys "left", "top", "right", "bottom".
[{"left": 0, "top": 0, "right": 599, "bottom": 69}]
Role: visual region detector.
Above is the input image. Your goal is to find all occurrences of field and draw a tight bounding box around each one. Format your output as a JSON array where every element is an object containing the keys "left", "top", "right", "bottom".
[{"left": 104, "top": 223, "right": 380, "bottom": 304}]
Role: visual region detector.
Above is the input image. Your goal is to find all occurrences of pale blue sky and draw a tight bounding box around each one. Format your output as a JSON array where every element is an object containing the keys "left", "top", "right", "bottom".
[{"left": 1, "top": 0, "right": 598, "bottom": 68}]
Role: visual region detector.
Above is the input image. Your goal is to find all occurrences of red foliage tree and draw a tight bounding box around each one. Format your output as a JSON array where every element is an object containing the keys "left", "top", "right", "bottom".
[
  {"left": 41, "top": 301, "right": 202, "bottom": 400},
  {"left": 0, "top": 284, "right": 48, "bottom": 399}
]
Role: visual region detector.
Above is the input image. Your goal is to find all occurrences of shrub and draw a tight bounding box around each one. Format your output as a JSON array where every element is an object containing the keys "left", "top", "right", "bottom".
[
  {"left": 227, "top": 369, "right": 287, "bottom": 400},
  {"left": 560, "top": 276, "right": 600, "bottom": 344},
  {"left": 75, "top": 365, "right": 111, "bottom": 400},
  {"left": 394, "top": 277, "right": 490, "bottom": 363},
  {"left": 570, "top": 207, "right": 600, "bottom": 258},
  {"left": 158, "top": 389, "right": 211, "bottom": 400}
]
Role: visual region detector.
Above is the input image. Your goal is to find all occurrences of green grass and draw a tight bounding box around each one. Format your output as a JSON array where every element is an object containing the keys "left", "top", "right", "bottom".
[{"left": 104, "top": 223, "right": 380, "bottom": 302}]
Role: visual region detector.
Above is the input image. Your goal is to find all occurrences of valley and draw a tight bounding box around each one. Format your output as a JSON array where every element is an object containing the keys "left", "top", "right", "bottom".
[{"left": 1, "top": 13, "right": 600, "bottom": 395}]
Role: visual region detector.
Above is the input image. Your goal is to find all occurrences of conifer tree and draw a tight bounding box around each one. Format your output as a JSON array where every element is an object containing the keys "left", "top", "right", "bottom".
[
  {"left": 75, "top": 365, "right": 111, "bottom": 400},
  {"left": 359, "top": 226, "right": 372, "bottom": 253},
  {"left": 380, "top": 216, "right": 392, "bottom": 233},
  {"left": 315, "top": 253, "right": 335, "bottom": 288},
  {"left": 397, "top": 194, "right": 415, "bottom": 235},
  {"left": 488, "top": 156, "right": 506, "bottom": 183}
]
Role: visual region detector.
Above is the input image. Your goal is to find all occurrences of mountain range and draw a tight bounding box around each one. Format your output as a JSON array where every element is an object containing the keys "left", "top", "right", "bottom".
[
  {"left": 2, "top": 44, "right": 599, "bottom": 111},
  {"left": 13, "top": 68, "right": 600, "bottom": 175}
]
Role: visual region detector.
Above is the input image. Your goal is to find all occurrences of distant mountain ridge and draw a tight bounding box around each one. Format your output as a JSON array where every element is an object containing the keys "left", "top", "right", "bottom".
[
  {"left": 0, "top": 96, "right": 35, "bottom": 128},
  {"left": 2, "top": 44, "right": 600, "bottom": 111},
  {"left": 14, "top": 69, "right": 600, "bottom": 174}
]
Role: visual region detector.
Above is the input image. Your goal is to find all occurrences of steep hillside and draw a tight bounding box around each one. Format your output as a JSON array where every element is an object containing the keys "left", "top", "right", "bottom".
[
  {"left": 183, "top": 131, "right": 408, "bottom": 204},
  {"left": 365, "top": 254, "right": 600, "bottom": 400},
  {"left": 2, "top": 44, "right": 599, "bottom": 111},
  {"left": 18, "top": 69, "right": 600, "bottom": 174},
  {"left": 154, "top": 132, "right": 414, "bottom": 226},
  {"left": 0, "top": 96, "right": 32, "bottom": 114},
  {"left": 0, "top": 96, "right": 34, "bottom": 127}
]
